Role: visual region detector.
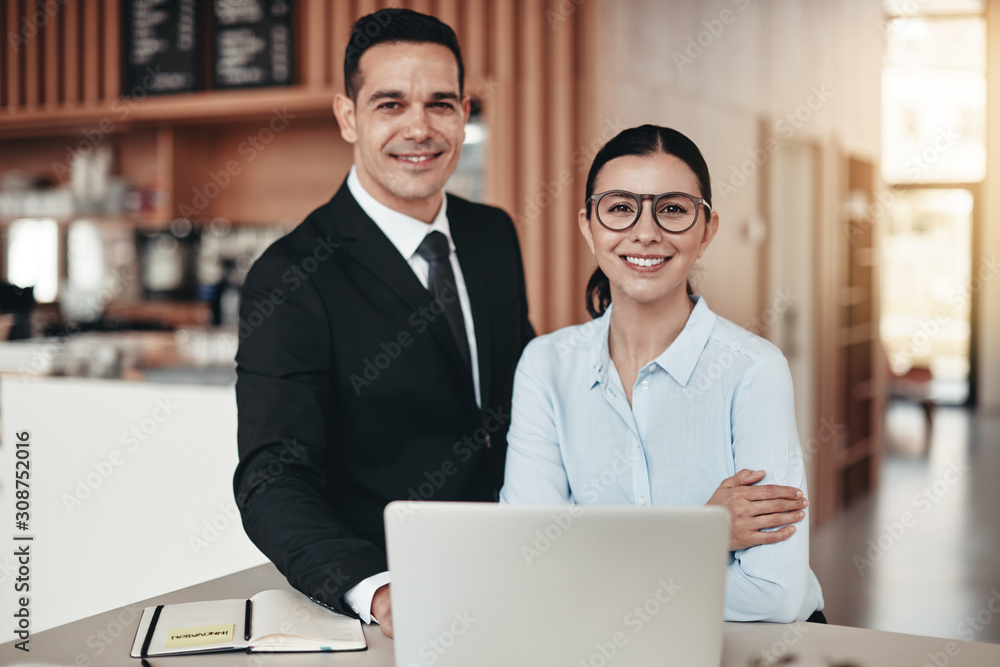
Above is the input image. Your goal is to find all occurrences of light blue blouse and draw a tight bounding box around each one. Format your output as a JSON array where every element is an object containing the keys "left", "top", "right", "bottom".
[{"left": 499, "top": 296, "right": 824, "bottom": 622}]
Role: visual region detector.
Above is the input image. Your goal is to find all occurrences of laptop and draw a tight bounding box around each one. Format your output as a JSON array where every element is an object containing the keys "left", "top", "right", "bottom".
[{"left": 384, "top": 501, "right": 729, "bottom": 667}]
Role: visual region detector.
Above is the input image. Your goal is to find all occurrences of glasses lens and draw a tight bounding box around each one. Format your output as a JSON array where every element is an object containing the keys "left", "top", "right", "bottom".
[
  {"left": 655, "top": 194, "right": 699, "bottom": 232},
  {"left": 597, "top": 192, "right": 640, "bottom": 230}
]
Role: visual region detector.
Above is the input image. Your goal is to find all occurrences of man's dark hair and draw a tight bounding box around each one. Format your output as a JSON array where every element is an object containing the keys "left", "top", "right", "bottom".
[{"left": 343, "top": 9, "right": 465, "bottom": 100}]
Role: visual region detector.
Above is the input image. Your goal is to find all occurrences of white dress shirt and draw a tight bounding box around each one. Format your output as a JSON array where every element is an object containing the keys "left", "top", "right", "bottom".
[{"left": 342, "top": 166, "right": 481, "bottom": 623}]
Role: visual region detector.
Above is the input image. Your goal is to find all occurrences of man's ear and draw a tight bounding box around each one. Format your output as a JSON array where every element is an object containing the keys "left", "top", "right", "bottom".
[
  {"left": 459, "top": 94, "right": 472, "bottom": 143},
  {"left": 578, "top": 208, "right": 595, "bottom": 256},
  {"left": 333, "top": 93, "right": 358, "bottom": 144},
  {"left": 698, "top": 210, "right": 719, "bottom": 258}
]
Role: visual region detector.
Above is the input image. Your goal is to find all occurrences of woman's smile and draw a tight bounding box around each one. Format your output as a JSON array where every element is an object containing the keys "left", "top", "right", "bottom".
[{"left": 621, "top": 253, "right": 672, "bottom": 271}]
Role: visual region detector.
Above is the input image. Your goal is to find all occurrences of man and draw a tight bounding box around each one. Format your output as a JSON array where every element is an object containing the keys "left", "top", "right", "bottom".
[{"left": 234, "top": 9, "right": 533, "bottom": 638}]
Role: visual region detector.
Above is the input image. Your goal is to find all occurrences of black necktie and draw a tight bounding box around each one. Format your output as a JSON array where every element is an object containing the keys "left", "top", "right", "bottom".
[{"left": 416, "top": 231, "right": 471, "bottom": 371}]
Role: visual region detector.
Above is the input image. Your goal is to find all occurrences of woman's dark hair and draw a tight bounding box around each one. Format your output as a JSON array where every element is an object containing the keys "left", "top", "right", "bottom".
[
  {"left": 344, "top": 9, "right": 464, "bottom": 100},
  {"left": 583, "top": 125, "right": 713, "bottom": 318}
]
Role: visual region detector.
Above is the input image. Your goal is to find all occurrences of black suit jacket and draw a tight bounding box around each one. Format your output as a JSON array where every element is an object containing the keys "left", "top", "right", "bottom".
[{"left": 234, "top": 180, "right": 534, "bottom": 615}]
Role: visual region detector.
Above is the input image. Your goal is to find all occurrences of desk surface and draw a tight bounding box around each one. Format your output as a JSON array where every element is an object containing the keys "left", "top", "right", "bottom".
[{"left": 2, "top": 563, "right": 999, "bottom": 666}]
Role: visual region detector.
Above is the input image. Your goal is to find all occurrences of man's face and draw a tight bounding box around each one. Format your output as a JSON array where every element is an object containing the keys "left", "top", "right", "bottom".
[{"left": 333, "top": 42, "right": 470, "bottom": 218}]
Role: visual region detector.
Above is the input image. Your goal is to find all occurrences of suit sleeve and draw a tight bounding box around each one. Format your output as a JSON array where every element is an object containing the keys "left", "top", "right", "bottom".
[
  {"left": 724, "top": 355, "right": 812, "bottom": 622},
  {"left": 233, "top": 247, "right": 385, "bottom": 617}
]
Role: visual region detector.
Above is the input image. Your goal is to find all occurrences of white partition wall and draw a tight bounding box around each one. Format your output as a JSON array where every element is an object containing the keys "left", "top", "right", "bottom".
[{"left": 0, "top": 376, "right": 268, "bottom": 642}]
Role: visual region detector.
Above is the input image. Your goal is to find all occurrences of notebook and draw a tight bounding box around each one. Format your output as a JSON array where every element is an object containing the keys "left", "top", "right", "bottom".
[
  {"left": 129, "top": 588, "right": 366, "bottom": 657},
  {"left": 385, "top": 502, "right": 729, "bottom": 667}
]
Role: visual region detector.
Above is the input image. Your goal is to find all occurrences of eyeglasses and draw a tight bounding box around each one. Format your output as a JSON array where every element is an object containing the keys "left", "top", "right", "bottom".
[{"left": 588, "top": 190, "right": 711, "bottom": 233}]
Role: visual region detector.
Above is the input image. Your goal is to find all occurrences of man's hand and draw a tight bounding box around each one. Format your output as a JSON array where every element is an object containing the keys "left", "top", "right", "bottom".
[
  {"left": 371, "top": 584, "right": 393, "bottom": 638},
  {"left": 706, "top": 469, "right": 808, "bottom": 551}
]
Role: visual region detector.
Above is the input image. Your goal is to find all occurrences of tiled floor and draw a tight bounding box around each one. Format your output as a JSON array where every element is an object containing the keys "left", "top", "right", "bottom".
[{"left": 810, "top": 401, "right": 1000, "bottom": 644}]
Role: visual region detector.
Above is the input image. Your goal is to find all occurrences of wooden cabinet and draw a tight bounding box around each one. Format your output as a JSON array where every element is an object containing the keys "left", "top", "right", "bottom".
[
  {"left": 839, "top": 157, "right": 885, "bottom": 505},
  {"left": 813, "top": 152, "right": 886, "bottom": 523}
]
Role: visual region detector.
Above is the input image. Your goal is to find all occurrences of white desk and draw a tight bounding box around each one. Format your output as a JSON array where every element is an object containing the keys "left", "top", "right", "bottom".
[
  {"left": 0, "top": 377, "right": 267, "bottom": 639},
  {"left": 1, "top": 562, "right": 998, "bottom": 666}
]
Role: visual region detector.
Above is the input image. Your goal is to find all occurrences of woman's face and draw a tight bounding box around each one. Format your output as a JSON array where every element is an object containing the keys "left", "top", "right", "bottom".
[{"left": 578, "top": 152, "right": 718, "bottom": 310}]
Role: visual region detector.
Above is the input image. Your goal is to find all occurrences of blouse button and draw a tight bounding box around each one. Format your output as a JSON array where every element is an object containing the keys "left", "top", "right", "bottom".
[{"left": 640, "top": 380, "right": 649, "bottom": 390}]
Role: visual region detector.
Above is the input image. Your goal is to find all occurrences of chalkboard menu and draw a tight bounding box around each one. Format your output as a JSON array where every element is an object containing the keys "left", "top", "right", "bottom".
[
  {"left": 122, "top": 0, "right": 200, "bottom": 96},
  {"left": 213, "top": 0, "right": 293, "bottom": 89}
]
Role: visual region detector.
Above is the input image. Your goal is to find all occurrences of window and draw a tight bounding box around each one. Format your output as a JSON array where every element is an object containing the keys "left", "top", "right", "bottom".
[
  {"left": 7, "top": 219, "right": 59, "bottom": 303},
  {"left": 882, "top": 14, "right": 986, "bottom": 183},
  {"left": 880, "top": 1, "right": 985, "bottom": 405}
]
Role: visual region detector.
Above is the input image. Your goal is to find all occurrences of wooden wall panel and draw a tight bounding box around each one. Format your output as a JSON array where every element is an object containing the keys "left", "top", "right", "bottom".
[
  {"left": 302, "top": 0, "right": 327, "bottom": 88},
  {"left": 0, "top": 135, "right": 99, "bottom": 177},
  {"left": 83, "top": 0, "right": 100, "bottom": 106},
  {"left": 103, "top": 0, "right": 120, "bottom": 102},
  {"left": 547, "top": 0, "right": 577, "bottom": 329},
  {"left": 154, "top": 125, "right": 177, "bottom": 224},
  {"left": 487, "top": 0, "right": 516, "bottom": 237},
  {"left": 0, "top": 6, "right": 6, "bottom": 108},
  {"left": 25, "top": 0, "right": 41, "bottom": 109},
  {"left": 355, "top": 0, "right": 379, "bottom": 19},
  {"left": 117, "top": 127, "right": 163, "bottom": 194},
  {"left": 575, "top": 0, "right": 603, "bottom": 307},
  {"left": 408, "top": 0, "right": 435, "bottom": 15},
  {"left": 433, "top": 0, "right": 459, "bottom": 38},
  {"left": 517, "top": 0, "right": 548, "bottom": 323},
  {"left": 329, "top": 0, "right": 353, "bottom": 91},
  {"left": 63, "top": 0, "right": 80, "bottom": 105},
  {"left": 45, "top": 1, "right": 61, "bottom": 107},
  {"left": 5, "top": 1, "right": 20, "bottom": 111},
  {"left": 462, "top": 0, "right": 486, "bottom": 83}
]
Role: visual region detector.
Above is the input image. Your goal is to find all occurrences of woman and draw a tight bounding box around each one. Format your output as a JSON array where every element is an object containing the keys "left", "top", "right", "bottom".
[{"left": 499, "top": 125, "right": 825, "bottom": 623}]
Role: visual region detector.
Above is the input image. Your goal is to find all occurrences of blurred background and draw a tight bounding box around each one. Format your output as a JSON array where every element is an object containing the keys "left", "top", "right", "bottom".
[{"left": 0, "top": 0, "right": 998, "bottom": 646}]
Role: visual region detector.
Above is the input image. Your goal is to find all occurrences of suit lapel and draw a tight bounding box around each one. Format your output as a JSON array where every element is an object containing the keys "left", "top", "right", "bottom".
[
  {"left": 324, "top": 183, "right": 472, "bottom": 379},
  {"left": 449, "top": 195, "right": 492, "bottom": 411}
]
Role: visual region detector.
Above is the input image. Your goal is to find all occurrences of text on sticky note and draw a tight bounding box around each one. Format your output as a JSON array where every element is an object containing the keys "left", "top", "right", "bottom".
[{"left": 165, "top": 623, "right": 235, "bottom": 648}]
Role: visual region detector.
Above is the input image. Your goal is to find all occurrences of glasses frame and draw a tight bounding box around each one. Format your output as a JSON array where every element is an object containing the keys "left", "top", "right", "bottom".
[{"left": 588, "top": 190, "right": 712, "bottom": 234}]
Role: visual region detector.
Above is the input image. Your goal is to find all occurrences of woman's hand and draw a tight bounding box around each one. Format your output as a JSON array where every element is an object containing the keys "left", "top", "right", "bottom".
[{"left": 706, "top": 469, "right": 809, "bottom": 551}]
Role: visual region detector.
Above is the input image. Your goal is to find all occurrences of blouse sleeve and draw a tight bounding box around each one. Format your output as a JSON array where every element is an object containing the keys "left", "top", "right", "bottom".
[
  {"left": 724, "top": 354, "right": 813, "bottom": 623},
  {"left": 499, "top": 343, "right": 573, "bottom": 504}
]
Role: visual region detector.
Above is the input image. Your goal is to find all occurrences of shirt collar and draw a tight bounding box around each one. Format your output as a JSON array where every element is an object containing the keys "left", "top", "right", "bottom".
[
  {"left": 346, "top": 165, "right": 453, "bottom": 258},
  {"left": 588, "top": 296, "right": 717, "bottom": 389},
  {"left": 655, "top": 295, "right": 716, "bottom": 386}
]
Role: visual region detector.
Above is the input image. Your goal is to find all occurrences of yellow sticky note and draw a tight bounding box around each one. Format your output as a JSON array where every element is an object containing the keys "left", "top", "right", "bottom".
[{"left": 165, "top": 623, "right": 235, "bottom": 649}]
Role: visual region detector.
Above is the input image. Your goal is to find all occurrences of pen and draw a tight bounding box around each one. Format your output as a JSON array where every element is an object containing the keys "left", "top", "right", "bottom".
[{"left": 244, "top": 599, "right": 252, "bottom": 641}]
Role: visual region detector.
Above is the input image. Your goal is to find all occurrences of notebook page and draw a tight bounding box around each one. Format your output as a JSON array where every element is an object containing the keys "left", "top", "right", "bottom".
[{"left": 249, "top": 589, "right": 365, "bottom": 650}]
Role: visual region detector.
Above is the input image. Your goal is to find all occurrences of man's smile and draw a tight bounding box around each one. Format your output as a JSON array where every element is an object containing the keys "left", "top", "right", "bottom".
[{"left": 390, "top": 151, "right": 445, "bottom": 167}]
